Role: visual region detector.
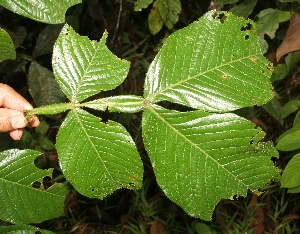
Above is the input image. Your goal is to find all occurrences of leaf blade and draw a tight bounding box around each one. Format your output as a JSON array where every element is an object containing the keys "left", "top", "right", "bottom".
[
  {"left": 144, "top": 11, "right": 274, "bottom": 112},
  {"left": 0, "top": 149, "right": 69, "bottom": 224},
  {"left": 0, "top": 28, "right": 16, "bottom": 62},
  {"left": 157, "top": 0, "right": 181, "bottom": 30},
  {"left": 28, "top": 61, "right": 66, "bottom": 107},
  {"left": 142, "top": 106, "right": 279, "bottom": 220},
  {"left": 53, "top": 24, "right": 130, "bottom": 103},
  {"left": 56, "top": 109, "right": 143, "bottom": 199},
  {"left": 0, "top": 0, "right": 81, "bottom": 24},
  {"left": 281, "top": 153, "right": 300, "bottom": 189}
]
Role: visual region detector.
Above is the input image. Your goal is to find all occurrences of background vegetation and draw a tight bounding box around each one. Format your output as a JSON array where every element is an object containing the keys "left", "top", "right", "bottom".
[{"left": 1, "top": 0, "right": 300, "bottom": 233}]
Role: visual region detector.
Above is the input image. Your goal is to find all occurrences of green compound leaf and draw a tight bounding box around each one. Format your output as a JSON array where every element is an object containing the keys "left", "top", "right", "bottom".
[
  {"left": 0, "top": 28, "right": 16, "bottom": 63},
  {"left": 0, "top": 0, "right": 81, "bottom": 24},
  {"left": 142, "top": 106, "right": 279, "bottom": 220},
  {"left": 144, "top": 11, "right": 274, "bottom": 112},
  {"left": 56, "top": 108, "right": 143, "bottom": 199},
  {"left": 0, "top": 149, "right": 69, "bottom": 224},
  {"left": 53, "top": 24, "right": 130, "bottom": 103}
]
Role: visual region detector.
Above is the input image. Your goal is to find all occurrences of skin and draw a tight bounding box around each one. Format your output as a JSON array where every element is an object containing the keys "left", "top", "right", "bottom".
[{"left": 0, "top": 83, "right": 39, "bottom": 140}]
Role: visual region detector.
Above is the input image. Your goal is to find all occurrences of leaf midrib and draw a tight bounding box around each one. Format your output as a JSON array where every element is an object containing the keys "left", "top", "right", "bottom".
[
  {"left": 147, "top": 105, "right": 248, "bottom": 188},
  {"left": 147, "top": 52, "right": 263, "bottom": 102},
  {"left": 0, "top": 178, "right": 66, "bottom": 198},
  {"left": 72, "top": 109, "right": 116, "bottom": 183},
  {"left": 72, "top": 39, "right": 101, "bottom": 103}
]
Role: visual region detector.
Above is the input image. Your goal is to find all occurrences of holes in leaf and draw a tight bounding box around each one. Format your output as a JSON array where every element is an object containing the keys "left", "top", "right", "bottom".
[
  {"left": 32, "top": 181, "right": 41, "bottom": 189},
  {"left": 244, "top": 34, "right": 250, "bottom": 40},
  {"left": 65, "top": 28, "right": 70, "bottom": 36},
  {"left": 212, "top": 12, "right": 227, "bottom": 23},
  {"left": 240, "top": 22, "right": 253, "bottom": 31},
  {"left": 254, "top": 145, "right": 261, "bottom": 153},
  {"left": 43, "top": 176, "right": 52, "bottom": 190},
  {"left": 267, "top": 63, "right": 273, "bottom": 70},
  {"left": 91, "top": 188, "right": 95, "bottom": 192},
  {"left": 31, "top": 176, "right": 53, "bottom": 190}
]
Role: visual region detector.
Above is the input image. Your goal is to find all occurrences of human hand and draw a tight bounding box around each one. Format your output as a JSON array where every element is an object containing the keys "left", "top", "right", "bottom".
[{"left": 0, "top": 83, "right": 40, "bottom": 140}]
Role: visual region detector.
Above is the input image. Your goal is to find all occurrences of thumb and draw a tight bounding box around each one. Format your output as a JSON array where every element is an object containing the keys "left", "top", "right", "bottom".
[{"left": 0, "top": 108, "right": 27, "bottom": 132}]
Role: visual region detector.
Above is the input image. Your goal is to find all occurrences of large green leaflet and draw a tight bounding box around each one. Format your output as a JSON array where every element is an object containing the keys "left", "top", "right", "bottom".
[
  {"left": 142, "top": 11, "right": 279, "bottom": 220},
  {"left": 53, "top": 25, "right": 130, "bottom": 103},
  {"left": 0, "top": 0, "right": 81, "bottom": 24},
  {"left": 0, "top": 149, "right": 68, "bottom": 224},
  {"left": 53, "top": 25, "right": 143, "bottom": 199},
  {"left": 56, "top": 108, "right": 143, "bottom": 198},
  {"left": 144, "top": 11, "right": 274, "bottom": 112},
  {"left": 142, "top": 106, "right": 278, "bottom": 220}
]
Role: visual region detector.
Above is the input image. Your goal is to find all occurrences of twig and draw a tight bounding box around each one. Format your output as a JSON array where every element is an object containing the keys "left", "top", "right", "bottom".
[{"left": 111, "top": 0, "right": 122, "bottom": 49}]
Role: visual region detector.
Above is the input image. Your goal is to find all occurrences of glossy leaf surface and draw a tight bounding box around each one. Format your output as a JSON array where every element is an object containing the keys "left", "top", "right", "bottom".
[
  {"left": 0, "top": 0, "right": 81, "bottom": 24},
  {"left": 143, "top": 106, "right": 279, "bottom": 220},
  {"left": 0, "top": 149, "right": 69, "bottom": 224},
  {"left": 53, "top": 24, "right": 130, "bottom": 103},
  {"left": 56, "top": 109, "right": 143, "bottom": 198},
  {"left": 144, "top": 11, "right": 274, "bottom": 112},
  {"left": 52, "top": 24, "right": 143, "bottom": 199},
  {"left": 142, "top": 11, "right": 279, "bottom": 220},
  {"left": 0, "top": 28, "right": 16, "bottom": 62}
]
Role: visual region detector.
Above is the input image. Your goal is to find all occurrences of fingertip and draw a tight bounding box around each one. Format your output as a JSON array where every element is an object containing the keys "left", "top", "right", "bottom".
[
  {"left": 30, "top": 116, "right": 40, "bottom": 127},
  {"left": 9, "top": 129, "right": 23, "bottom": 140}
]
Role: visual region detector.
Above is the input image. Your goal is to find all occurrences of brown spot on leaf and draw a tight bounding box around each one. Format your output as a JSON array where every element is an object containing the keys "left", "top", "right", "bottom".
[
  {"left": 222, "top": 73, "right": 227, "bottom": 79},
  {"left": 250, "top": 57, "right": 257, "bottom": 62}
]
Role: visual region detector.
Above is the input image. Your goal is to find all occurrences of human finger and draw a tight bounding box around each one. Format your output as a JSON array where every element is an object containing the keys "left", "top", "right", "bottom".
[
  {"left": 9, "top": 129, "right": 24, "bottom": 140},
  {"left": 0, "top": 83, "right": 33, "bottom": 111},
  {"left": 0, "top": 108, "right": 27, "bottom": 132},
  {"left": 29, "top": 116, "right": 40, "bottom": 127}
]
